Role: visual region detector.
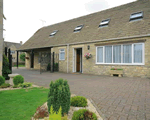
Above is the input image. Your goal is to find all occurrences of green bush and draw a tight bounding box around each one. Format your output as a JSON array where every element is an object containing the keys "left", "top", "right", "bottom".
[
  {"left": 72, "top": 109, "right": 97, "bottom": 120},
  {"left": 20, "top": 53, "right": 25, "bottom": 61},
  {"left": 49, "top": 106, "right": 61, "bottom": 120},
  {"left": 12, "top": 85, "right": 18, "bottom": 88},
  {"left": 2, "top": 54, "right": 11, "bottom": 80},
  {"left": 13, "top": 75, "right": 24, "bottom": 85},
  {"left": 47, "top": 78, "right": 71, "bottom": 116},
  {"left": 0, "top": 76, "right": 5, "bottom": 86},
  {"left": 18, "top": 82, "right": 32, "bottom": 88},
  {"left": 71, "top": 96, "right": 87, "bottom": 107},
  {"left": 0, "top": 83, "right": 10, "bottom": 88}
]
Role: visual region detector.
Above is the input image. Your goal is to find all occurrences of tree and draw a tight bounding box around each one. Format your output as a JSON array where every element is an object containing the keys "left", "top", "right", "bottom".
[
  {"left": 2, "top": 54, "right": 11, "bottom": 80},
  {"left": 20, "top": 53, "right": 25, "bottom": 61}
]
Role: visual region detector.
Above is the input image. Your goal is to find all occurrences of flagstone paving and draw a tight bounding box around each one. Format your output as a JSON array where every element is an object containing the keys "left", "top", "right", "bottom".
[{"left": 12, "top": 67, "right": 150, "bottom": 120}]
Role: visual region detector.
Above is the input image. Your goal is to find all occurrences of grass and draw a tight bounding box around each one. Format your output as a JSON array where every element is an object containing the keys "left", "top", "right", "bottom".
[
  {"left": 0, "top": 87, "right": 49, "bottom": 120},
  {"left": 110, "top": 68, "right": 123, "bottom": 70},
  {"left": 14, "top": 64, "right": 25, "bottom": 67}
]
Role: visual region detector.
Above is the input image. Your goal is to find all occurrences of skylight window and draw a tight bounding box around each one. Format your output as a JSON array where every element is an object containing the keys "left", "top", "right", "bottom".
[
  {"left": 130, "top": 12, "right": 143, "bottom": 21},
  {"left": 49, "top": 30, "right": 58, "bottom": 37},
  {"left": 74, "top": 25, "right": 84, "bottom": 32},
  {"left": 99, "top": 19, "right": 110, "bottom": 28}
]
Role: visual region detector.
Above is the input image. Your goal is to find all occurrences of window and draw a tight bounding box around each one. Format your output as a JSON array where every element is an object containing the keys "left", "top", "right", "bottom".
[
  {"left": 99, "top": 19, "right": 110, "bottom": 27},
  {"left": 130, "top": 12, "right": 143, "bottom": 21},
  {"left": 11, "top": 51, "right": 15, "bottom": 54},
  {"left": 74, "top": 25, "right": 83, "bottom": 32},
  {"left": 96, "top": 43, "right": 144, "bottom": 65},
  {"left": 49, "top": 30, "right": 58, "bottom": 37},
  {"left": 59, "top": 49, "right": 65, "bottom": 60}
]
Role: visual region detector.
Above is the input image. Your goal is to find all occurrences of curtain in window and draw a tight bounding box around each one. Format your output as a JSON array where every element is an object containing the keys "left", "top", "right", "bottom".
[
  {"left": 134, "top": 44, "right": 142, "bottom": 63},
  {"left": 105, "top": 46, "right": 112, "bottom": 63},
  {"left": 123, "top": 45, "right": 132, "bottom": 63},
  {"left": 97, "top": 47, "right": 103, "bottom": 62},
  {"left": 113, "top": 45, "right": 121, "bottom": 63}
]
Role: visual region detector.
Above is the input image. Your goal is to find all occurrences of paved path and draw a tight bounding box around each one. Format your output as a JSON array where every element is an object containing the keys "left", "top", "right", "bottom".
[{"left": 12, "top": 67, "right": 150, "bottom": 120}]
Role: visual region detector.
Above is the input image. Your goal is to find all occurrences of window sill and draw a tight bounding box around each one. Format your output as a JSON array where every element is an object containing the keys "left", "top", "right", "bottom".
[{"left": 95, "top": 63, "right": 145, "bottom": 66}]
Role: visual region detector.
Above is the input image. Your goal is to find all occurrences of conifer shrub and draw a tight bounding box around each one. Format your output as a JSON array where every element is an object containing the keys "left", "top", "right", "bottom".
[
  {"left": 13, "top": 75, "right": 24, "bottom": 85},
  {"left": 71, "top": 96, "right": 87, "bottom": 107},
  {"left": 0, "top": 76, "right": 5, "bottom": 86},
  {"left": 47, "top": 78, "right": 71, "bottom": 116},
  {"left": 2, "top": 54, "right": 11, "bottom": 80}
]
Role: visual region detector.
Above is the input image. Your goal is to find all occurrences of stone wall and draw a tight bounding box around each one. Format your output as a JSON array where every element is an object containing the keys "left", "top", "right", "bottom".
[
  {"left": 0, "top": 0, "right": 3, "bottom": 76},
  {"left": 52, "top": 37, "right": 150, "bottom": 78},
  {"left": 25, "top": 36, "right": 150, "bottom": 78}
]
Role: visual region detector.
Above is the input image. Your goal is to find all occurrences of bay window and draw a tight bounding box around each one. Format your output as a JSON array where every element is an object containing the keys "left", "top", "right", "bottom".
[{"left": 96, "top": 43, "right": 144, "bottom": 65}]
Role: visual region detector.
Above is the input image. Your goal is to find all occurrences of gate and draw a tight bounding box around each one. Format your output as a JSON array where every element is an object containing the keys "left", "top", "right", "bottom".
[{"left": 40, "top": 52, "right": 59, "bottom": 74}]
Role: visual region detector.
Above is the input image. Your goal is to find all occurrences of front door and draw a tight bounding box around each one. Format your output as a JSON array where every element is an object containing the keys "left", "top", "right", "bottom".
[{"left": 76, "top": 49, "right": 82, "bottom": 72}]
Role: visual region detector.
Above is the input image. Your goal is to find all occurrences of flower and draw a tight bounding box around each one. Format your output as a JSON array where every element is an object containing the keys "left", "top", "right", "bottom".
[{"left": 84, "top": 53, "right": 92, "bottom": 59}]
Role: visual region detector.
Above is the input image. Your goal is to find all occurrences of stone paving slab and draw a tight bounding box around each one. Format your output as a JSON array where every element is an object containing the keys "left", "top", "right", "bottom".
[{"left": 12, "top": 67, "right": 150, "bottom": 120}]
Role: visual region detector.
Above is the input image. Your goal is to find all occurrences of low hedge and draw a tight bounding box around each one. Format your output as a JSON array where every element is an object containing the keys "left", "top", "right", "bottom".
[
  {"left": 0, "top": 76, "right": 5, "bottom": 86},
  {"left": 0, "top": 83, "right": 10, "bottom": 88},
  {"left": 71, "top": 96, "right": 87, "bottom": 107},
  {"left": 13, "top": 75, "right": 24, "bottom": 85},
  {"left": 72, "top": 109, "right": 97, "bottom": 120}
]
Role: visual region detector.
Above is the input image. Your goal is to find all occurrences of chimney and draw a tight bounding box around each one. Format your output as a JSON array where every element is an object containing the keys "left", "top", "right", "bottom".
[{"left": 20, "top": 41, "right": 22, "bottom": 45}]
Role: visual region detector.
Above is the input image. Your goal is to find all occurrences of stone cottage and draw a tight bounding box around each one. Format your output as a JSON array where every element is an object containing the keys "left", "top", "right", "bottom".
[{"left": 17, "top": 0, "right": 150, "bottom": 78}]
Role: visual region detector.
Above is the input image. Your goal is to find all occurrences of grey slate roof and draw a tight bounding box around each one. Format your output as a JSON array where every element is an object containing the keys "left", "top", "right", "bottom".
[
  {"left": 4, "top": 41, "right": 21, "bottom": 49},
  {"left": 18, "top": 0, "right": 150, "bottom": 51}
]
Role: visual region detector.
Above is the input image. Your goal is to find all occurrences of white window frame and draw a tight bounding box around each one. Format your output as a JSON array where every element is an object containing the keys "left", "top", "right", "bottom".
[
  {"left": 59, "top": 49, "right": 65, "bottom": 60},
  {"left": 96, "top": 43, "right": 145, "bottom": 65}
]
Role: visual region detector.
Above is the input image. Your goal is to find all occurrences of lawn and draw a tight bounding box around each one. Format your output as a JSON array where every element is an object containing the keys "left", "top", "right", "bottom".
[
  {"left": 0, "top": 87, "right": 49, "bottom": 120},
  {"left": 14, "top": 64, "right": 25, "bottom": 67}
]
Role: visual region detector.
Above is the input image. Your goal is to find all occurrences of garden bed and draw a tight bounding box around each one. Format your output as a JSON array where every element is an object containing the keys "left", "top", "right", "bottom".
[{"left": 32, "top": 94, "right": 103, "bottom": 120}]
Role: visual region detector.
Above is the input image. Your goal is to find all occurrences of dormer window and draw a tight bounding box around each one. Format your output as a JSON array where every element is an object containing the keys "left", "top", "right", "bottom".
[
  {"left": 99, "top": 19, "right": 110, "bottom": 28},
  {"left": 49, "top": 30, "right": 58, "bottom": 37},
  {"left": 130, "top": 12, "right": 143, "bottom": 21},
  {"left": 74, "top": 25, "right": 84, "bottom": 32}
]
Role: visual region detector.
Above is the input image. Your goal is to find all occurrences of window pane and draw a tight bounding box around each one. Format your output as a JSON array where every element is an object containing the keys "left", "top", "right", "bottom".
[
  {"left": 60, "top": 52, "right": 65, "bottom": 60},
  {"left": 97, "top": 47, "right": 103, "bottom": 62},
  {"left": 134, "top": 44, "right": 142, "bottom": 63},
  {"left": 105, "top": 46, "right": 112, "bottom": 63},
  {"left": 113, "top": 45, "right": 121, "bottom": 63},
  {"left": 123, "top": 45, "right": 132, "bottom": 63}
]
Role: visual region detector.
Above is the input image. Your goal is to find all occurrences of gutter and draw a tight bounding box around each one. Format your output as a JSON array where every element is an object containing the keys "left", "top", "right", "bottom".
[
  {"left": 17, "top": 34, "right": 150, "bottom": 51},
  {"left": 67, "top": 44, "right": 69, "bottom": 73}
]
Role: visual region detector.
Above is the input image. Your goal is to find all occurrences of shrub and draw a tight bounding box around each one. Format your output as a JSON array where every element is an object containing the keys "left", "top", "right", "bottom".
[
  {"left": 18, "top": 82, "right": 32, "bottom": 88},
  {"left": 12, "top": 85, "right": 18, "bottom": 88},
  {"left": 20, "top": 53, "right": 25, "bottom": 61},
  {"left": 13, "top": 75, "right": 24, "bottom": 85},
  {"left": 34, "top": 106, "right": 49, "bottom": 119},
  {"left": 2, "top": 54, "right": 11, "bottom": 80},
  {"left": 72, "top": 109, "right": 97, "bottom": 120},
  {"left": 47, "top": 78, "right": 71, "bottom": 116},
  {"left": 71, "top": 96, "right": 87, "bottom": 107},
  {"left": 47, "top": 63, "right": 51, "bottom": 71},
  {"left": 0, "top": 83, "right": 10, "bottom": 88},
  {"left": 49, "top": 106, "right": 61, "bottom": 120},
  {"left": 0, "top": 76, "right": 5, "bottom": 86}
]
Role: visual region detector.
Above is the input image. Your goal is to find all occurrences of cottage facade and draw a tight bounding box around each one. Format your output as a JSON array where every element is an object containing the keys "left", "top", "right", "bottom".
[{"left": 18, "top": 0, "right": 150, "bottom": 78}]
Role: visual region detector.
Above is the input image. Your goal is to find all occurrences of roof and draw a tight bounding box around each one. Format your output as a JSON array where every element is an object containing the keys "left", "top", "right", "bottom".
[
  {"left": 4, "top": 41, "right": 22, "bottom": 49},
  {"left": 18, "top": 0, "right": 150, "bottom": 51}
]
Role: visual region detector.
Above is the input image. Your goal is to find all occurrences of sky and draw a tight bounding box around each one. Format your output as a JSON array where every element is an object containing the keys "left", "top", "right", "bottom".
[{"left": 3, "top": 0, "right": 136, "bottom": 44}]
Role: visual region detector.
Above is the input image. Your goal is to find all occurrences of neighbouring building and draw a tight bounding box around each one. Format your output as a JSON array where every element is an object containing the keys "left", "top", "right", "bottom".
[
  {"left": 4, "top": 41, "right": 25, "bottom": 66},
  {"left": 18, "top": 0, "right": 150, "bottom": 78},
  {"left": 0, "top": 0, "right": 3, "bottom": 75}
]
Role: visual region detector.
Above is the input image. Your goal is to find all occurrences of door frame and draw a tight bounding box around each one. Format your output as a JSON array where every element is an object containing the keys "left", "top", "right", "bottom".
[{"left": 73, "top": 47, "right": 83, "bottom": 73}]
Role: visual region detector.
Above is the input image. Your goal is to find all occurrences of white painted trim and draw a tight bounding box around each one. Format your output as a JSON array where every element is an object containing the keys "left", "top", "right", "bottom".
[
  {"left": 73, "top": 48, "right": 74, "bottom": 72},
  {"left": 96, "top": 42, "right": 145, "bottom": 65},
  {"left": 59, "top": 49, "right": 65, "bottom": 60}
]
